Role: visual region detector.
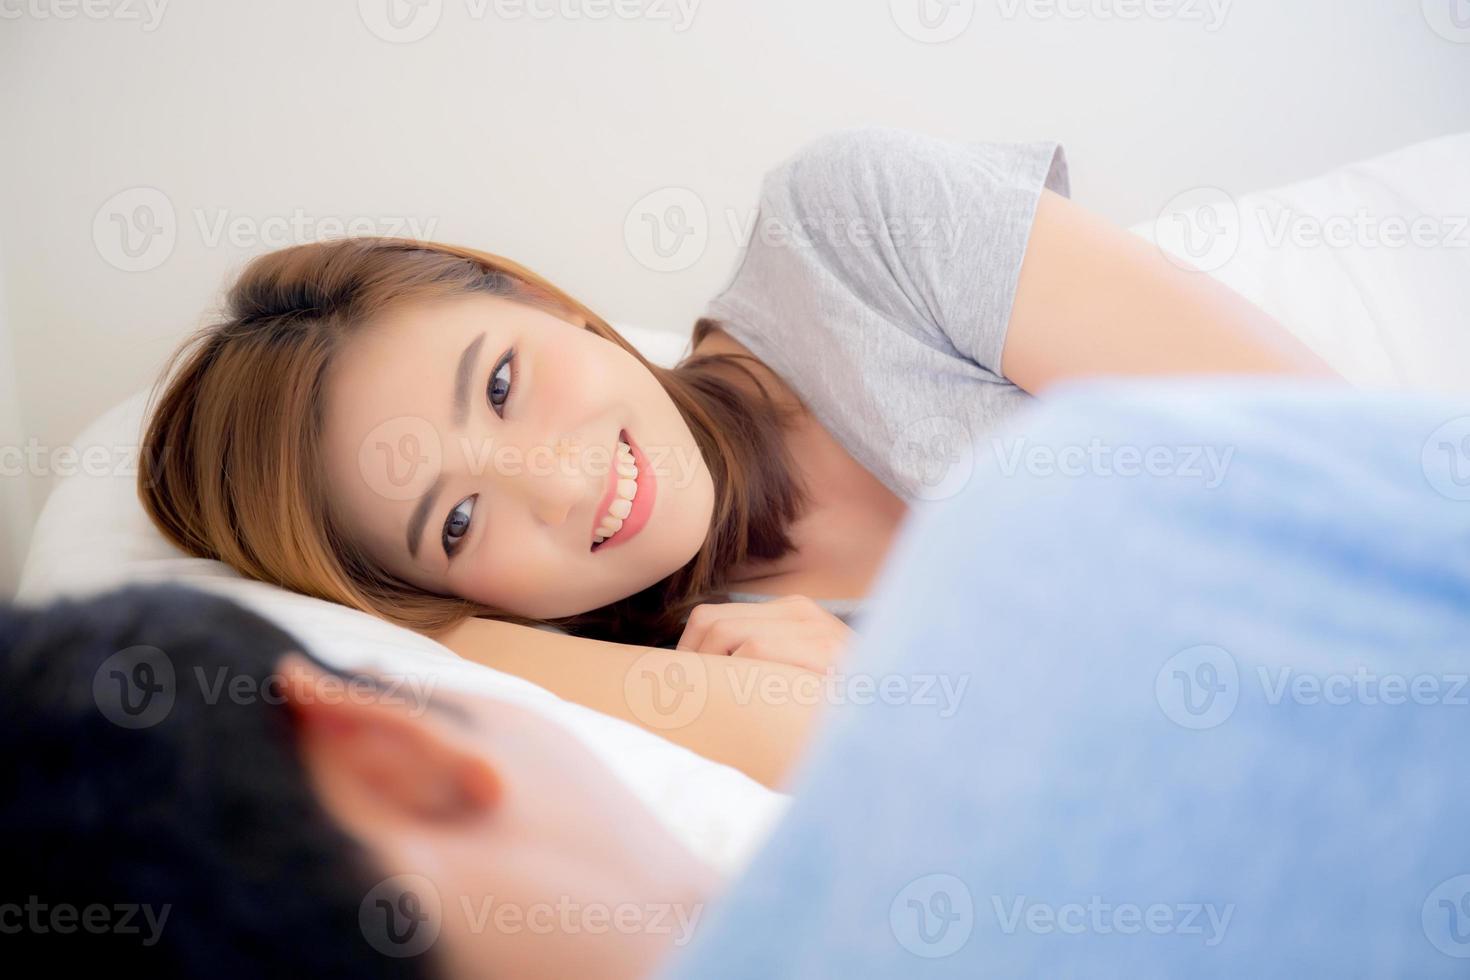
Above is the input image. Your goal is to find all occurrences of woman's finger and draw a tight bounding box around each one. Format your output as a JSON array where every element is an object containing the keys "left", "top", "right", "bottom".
[
  {"left": 675, "top": 598, "right": 817, "bottom": 652},
  {"left": 732, "top": 624, "right": 848, "bottom": 673},
  {"left": 687, "top": 617, "right": 784, "bottom": 658}
]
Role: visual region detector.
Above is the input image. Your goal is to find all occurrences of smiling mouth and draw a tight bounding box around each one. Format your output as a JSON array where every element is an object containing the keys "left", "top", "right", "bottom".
[{"left": 590, "top": 428, "right": 655, "bottom": 552}]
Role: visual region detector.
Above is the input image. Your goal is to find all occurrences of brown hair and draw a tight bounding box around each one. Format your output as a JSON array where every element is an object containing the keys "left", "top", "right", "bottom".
[{"left": 138, "top": 237, "right": 808, "bottom": 646}]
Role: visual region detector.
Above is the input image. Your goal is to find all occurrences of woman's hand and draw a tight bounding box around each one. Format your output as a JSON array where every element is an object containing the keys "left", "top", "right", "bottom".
[{"left": 675, "top": 594, "right": 854, "bottom": 674}]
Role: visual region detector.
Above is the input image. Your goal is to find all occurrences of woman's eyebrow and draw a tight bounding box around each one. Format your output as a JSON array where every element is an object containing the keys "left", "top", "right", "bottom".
[
  {"left": 404, "top": 332, "right": 488, "bottom": 563},
  {"left": 406, "top": 475, "right": 446, "bottom": 560},
  {"left": 453, "top": 332, "right": 487, "bottom": 426}
]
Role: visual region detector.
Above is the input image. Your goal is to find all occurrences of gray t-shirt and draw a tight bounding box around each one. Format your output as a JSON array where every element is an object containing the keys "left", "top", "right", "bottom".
[
  {"left": 721, "top": 590, "right": 865, "bottom": 628},
  {"left": 639, "top": 128, "right": 1070, "bottom": 633},
  {"left": 705, "top": 126, "right": 1070, "bottom": 506}
]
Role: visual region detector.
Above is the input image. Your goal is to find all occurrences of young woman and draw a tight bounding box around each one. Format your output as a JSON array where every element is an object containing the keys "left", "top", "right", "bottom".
[{"left": 140, "top": 127, "right": 1335, "bottom": 785}]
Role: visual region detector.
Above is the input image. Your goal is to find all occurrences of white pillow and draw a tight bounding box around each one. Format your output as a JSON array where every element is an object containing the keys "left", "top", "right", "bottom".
[
  {"left": 16, "top": 321, "right": 788, "bottom": 877},
  {"left": 1136, "top": 131, "right": 1470, "bottom": 396}
]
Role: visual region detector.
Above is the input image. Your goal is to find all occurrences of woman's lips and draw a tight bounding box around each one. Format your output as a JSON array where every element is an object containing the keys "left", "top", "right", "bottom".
[{"left": 591, "top": 428, "right": 656, "bottom": 552}]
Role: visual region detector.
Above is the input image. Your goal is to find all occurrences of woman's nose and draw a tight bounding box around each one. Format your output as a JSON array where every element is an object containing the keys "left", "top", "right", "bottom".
[
  {"left": 529, "top": 487, "right": 577, "bottom": 527},
  {"left": 500, "top": 434, "right": 597, "bottom": 528}
]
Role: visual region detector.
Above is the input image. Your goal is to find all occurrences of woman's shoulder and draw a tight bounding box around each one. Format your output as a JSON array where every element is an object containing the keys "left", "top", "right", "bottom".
[
  {"left": 752, "top": 127, "right": 944, "bottom": 225},
  {"left": 761, "top": 125, "right": 1069, "bottom": 210},
  {"left": 767, "top": 126, "right": 936, "bottom": 183}
]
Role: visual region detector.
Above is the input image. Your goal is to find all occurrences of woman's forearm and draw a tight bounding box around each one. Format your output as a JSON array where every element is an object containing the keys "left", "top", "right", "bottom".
[{"left": 438, "top": 616, "right": 822, "bottom": 788}]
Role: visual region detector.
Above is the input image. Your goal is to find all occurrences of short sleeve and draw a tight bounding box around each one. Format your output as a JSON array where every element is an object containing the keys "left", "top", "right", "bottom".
[
  {"left": 763, "top": 127, "right": 1069, "bottom": 378},
  {"left": 700, "top": 128, "right": 1071, "bottom": 503}
]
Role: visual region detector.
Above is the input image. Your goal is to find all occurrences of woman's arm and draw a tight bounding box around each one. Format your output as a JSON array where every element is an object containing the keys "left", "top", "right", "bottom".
[
  {"left": 438, "top": 616, "right": 821, "bottom": 788},
  {"left": 1001, "top": 190, "right": 1339, "bottom": 391}
]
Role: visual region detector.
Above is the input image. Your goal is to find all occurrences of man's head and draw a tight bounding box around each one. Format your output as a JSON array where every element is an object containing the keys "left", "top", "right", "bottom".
[{"left": 0, "top": 586, "right": 714, "bottom": 979}]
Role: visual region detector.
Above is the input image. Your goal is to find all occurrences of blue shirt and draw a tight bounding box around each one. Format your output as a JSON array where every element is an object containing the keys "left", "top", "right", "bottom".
[{"left": 662, "top": 380, "right": 1470, "bottom": 978}]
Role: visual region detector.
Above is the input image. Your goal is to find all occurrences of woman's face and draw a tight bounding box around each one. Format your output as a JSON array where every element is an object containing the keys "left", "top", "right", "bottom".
[{"left": 321, "top": 292, "right": 716, "bottom": 620}]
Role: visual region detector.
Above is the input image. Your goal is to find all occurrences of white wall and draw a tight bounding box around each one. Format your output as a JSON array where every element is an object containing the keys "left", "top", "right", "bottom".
[
  {"left": 0, "top": 228, "right": 35, "bottom": 595},
  {"left": 1, "top": 0, "right": 1468, "bottom": 592}
]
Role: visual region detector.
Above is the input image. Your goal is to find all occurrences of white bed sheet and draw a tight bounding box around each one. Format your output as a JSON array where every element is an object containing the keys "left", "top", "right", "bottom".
[{"left": 1137, "top": 130, "right": 1470, "bottom": 395}]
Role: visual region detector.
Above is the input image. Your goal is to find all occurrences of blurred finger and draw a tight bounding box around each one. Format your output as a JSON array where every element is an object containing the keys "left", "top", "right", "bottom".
[{"left": 675, "top": 600, "right": 802, "bottom": 651}]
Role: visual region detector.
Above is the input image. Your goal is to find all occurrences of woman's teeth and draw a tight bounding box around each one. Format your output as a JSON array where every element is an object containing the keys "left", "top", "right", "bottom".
[{"left": 594, "top": 441, "right": 638, "bottom": 544}]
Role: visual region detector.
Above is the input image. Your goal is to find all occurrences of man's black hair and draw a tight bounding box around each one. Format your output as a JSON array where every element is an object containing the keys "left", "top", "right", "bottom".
[{"left": 0, "top": 584, "right": 437, "bottom": 978}]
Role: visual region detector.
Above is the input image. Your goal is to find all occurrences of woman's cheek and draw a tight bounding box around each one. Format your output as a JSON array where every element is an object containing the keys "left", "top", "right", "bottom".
[
  {"left": 539, "top": 340, "right": 617, "bottom": 407},
  {"left": 461, "top": 545, "right": 584, "bottom": 619}
]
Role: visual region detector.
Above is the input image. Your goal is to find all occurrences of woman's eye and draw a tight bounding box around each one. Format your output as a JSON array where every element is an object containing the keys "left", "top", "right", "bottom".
[
  {"left": 488, "top": 349, "right": 515, "bottom": 417},
  {"left": 442, "top": 496, "right": 476, "bottom": 557}
]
